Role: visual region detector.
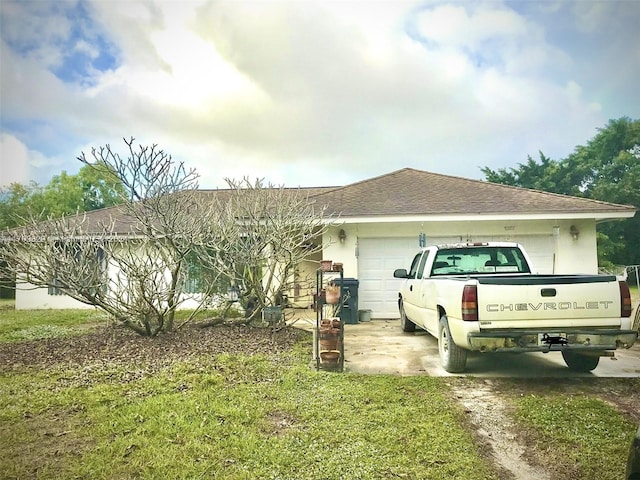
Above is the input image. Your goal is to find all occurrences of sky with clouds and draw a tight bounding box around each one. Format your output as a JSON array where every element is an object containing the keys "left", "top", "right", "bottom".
[{"left": 1, "top": 0, "right": 639, "bottom": 189}]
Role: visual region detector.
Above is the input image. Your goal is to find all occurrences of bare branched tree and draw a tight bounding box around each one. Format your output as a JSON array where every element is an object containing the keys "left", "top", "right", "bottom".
[
  {"left": 1, "top": 138, "right": 221, "bottom": 336},
  {"left": 202, "top": 177, "right": 335, "bottom": 323},
  {"left": 1, "top": 140, "right": 337, "bottom": 335}
]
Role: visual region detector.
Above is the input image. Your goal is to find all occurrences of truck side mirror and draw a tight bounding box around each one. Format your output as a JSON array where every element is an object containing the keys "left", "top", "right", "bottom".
[{"left": 393, "top": 269, "right": 409, "bottom": 279}]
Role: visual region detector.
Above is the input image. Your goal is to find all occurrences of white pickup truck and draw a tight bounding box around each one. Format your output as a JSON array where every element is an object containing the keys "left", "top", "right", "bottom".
[{"left": 393, "top": 242, "right": 638, "bottom": 373}]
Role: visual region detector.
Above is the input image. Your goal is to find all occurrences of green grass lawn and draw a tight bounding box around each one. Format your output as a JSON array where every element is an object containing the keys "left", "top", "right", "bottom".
[
  {"left": 513, "top": 392, "right": 636, "bottom": 480},
  {"left": 0, "top": 308, "right": 638, "bottom": 479},
  {"left": 0, "top": 306, "right": 108, "bottom": 342},
  {"left": 1, "top": 352, "right": 498, "bottom": 479}
]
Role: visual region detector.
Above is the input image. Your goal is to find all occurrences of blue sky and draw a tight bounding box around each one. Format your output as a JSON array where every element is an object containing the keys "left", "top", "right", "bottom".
[{"left": 1, "top": 0, "right": 639, "bottom": 189}]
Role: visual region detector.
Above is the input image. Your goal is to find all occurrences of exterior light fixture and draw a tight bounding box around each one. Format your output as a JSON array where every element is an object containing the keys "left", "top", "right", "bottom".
[
  {"left": 570, "top": 225, "right": 580, "bottom": 240},
  {"left": 227, "top": 285, "right": 240, "bottom": 302},
  {"left": 339, "top": 229, "right": 346, "bottom": 244}
]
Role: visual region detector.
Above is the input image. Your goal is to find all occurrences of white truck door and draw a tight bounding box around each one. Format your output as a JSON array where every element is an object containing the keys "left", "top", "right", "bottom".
[{"left": 403, "top": 251, "right": 430, "bottom": 328}]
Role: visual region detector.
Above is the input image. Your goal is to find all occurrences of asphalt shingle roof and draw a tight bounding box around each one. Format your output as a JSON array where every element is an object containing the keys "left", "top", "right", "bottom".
[
  {"left": 309, "top": 168, "right": 637, "bottom": 217},
  {"left": 10, "top": 168, "right": 633, "bottom": 236}
]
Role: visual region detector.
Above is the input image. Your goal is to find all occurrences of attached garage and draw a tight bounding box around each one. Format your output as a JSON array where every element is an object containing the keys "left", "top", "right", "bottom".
[{"left": 356, "top": 234, "right": 556, "bottom": 319}]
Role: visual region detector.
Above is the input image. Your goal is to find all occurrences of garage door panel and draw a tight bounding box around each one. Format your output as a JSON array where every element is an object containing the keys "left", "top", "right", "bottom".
[
  {"left": 517, "top": 236, "right": 554, "bottom": 274},
  {"left": 358, "top": 238, "right": 418, "bottom": 318}
]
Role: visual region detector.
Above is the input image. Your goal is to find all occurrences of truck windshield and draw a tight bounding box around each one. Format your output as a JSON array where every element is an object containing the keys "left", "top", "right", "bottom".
[{"left": 431, "top": 246, "right": 531, "bottom": 276}]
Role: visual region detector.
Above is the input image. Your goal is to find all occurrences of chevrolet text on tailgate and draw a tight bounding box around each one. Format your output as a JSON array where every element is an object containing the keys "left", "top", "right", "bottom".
[{"left": 393, "top": 242, "right": 638, "bottom": 373}]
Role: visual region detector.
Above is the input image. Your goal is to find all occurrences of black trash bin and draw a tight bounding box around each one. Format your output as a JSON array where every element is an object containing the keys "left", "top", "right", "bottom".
[{"left": 335, "top": 278, "right": 359, "bottom": 324}]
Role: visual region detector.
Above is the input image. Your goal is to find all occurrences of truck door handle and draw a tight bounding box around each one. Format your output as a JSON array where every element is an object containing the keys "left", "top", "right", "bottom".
[
  {"left": 541, "top": 288, "right": 556, "bottom": 297},
  {"left": 409, "top": 285, "right": 413, "bottom": 291}
]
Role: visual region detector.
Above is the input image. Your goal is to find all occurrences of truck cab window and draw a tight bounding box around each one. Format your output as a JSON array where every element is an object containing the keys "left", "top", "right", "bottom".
[
  {"left": 431, "top": 246, "right": 531, "bottom": 275},
  {"left": 417, "top": 251, "right": 430, "bottom": 278},
  {"left": 408, "top": 253, "right": 423, "bottom": 279}
]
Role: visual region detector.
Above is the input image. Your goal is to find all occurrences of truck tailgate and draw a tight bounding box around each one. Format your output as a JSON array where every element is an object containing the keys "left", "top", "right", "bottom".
[{"left": 476, "top": 275, "right": 622, "bottom": 328}]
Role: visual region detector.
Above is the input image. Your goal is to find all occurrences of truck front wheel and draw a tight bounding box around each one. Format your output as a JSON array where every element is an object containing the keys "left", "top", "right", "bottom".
[
  {"left": 400, "top": 300, "right": 416, "bottom": 333},
  {"left": 561, "top": 351, "right": 600, "bottom": 372},
  {"left": 438, "top": 315, "right": 467, "bottom": 373}
]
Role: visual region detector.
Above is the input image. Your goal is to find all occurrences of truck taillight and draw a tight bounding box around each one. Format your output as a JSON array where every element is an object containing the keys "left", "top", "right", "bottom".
[
  {"left": 462, "top": 285, "right": 478, "bottom": 321},
  {"left": 620, "top": 280, "right": 632, "bottom": 317}
]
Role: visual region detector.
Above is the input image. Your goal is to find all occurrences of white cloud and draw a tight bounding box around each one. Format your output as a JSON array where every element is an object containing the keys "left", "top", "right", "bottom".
[
  {"left": 0, "top": 0, "right": 72, "bottom": 69},
  {"left": 74, "top": 39, "right": 100, "bottom": 59},
  {"left": 0, "top": 133, "right": 55, "bottom": 186},
  {"left": 417, "top": 4, "right": 529, "bottom": 47},
  {"left": 1, "top": 0, "right": 637, "bottom": 189},
  {"left": 0, "top": 134, "right": 29, "bottom": 186}
]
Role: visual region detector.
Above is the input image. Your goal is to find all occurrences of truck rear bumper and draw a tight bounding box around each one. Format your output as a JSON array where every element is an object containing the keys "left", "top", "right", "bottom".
[{"left": 467, "top": 329, "right": 638, "bottom": 353}]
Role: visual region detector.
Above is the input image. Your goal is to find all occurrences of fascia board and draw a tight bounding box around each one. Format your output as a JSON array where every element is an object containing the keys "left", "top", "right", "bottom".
[{"left": 329, "top": 211, "right": 636, "bottom": 224}]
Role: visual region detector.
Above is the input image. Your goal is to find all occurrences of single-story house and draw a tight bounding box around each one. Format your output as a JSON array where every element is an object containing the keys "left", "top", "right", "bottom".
[{"left": 14, "top": 168, "right": 637, "bottom": 318}]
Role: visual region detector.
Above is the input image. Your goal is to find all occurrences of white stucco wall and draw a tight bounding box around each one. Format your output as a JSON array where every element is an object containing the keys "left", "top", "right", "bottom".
[
  {"left": 15, "top": 282, "right": 95, "bottom": 310},
  {"left": 551, "top": 220, "right": 599, "bottom": 274}
]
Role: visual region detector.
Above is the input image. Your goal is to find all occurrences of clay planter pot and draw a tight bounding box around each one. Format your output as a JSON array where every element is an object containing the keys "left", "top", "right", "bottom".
[
  {"left": 325, "top": 285, "right": 340, "bottom": 304},
  {"left": 320, "top": 350, "right": 340, "bottom": 365},
  {"left": 319, "top": 326, "right": 340, "bottom": 351},
  {"left": 319, "top": 337, "right": 339, "bottom": 351},
  {"left": 321, "top": 318, "right": 341, "bottom": 327},
  {"left": 320, "top": 260, "right": 333, "bottom": 272}
]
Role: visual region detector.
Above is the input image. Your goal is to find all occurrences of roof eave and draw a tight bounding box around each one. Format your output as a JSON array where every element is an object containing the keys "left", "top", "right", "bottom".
[{"left": 331, "top": 211, "right": 637, "bottom": 224}]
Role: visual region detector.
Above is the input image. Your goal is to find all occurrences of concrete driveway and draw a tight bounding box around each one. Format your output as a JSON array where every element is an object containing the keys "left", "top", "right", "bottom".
[{"left": 342, "top": 319, "right": 640, "bottom": 378}]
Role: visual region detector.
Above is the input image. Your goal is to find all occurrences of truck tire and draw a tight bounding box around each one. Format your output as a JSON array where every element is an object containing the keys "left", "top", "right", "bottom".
[
  {"left": 400, "top": 300, "right": 416, "bottom": 333},
  {"left": 561, "top": 351, "right": 600, "bottom": 372},
  {"left": 438, "top": 315, "right": 467, "bottom": 373}
]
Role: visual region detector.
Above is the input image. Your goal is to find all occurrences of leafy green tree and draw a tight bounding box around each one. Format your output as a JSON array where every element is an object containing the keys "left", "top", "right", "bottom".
[
  {"left": 482, "top": 117, "right": 640, "bottom": 266},
  {"left": 0, "top": 182, "right": 40, "bottom": 230},
  {"left": 77, "top": 161, "right": 128, "bottom": 211},
  {"left": 0, "top": 162, "right": 126, "bottom": 229}
]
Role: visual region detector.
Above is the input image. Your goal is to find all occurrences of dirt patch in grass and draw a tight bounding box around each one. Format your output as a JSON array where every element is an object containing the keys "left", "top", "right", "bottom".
[
  {"left": 0, "top": 323, "right": 310, "bottom": 373},
  {"left": 263, "top": 410, "right": 301, "bottom": 438},
  {"left": 450, "top": 379, "right": 551, "bottom": 480},
  {"left": 0, "top": 323, "right": 310, "bottom": 478},
  {"left": 6, "top": 406, "right": 93, "bottom": 479}
]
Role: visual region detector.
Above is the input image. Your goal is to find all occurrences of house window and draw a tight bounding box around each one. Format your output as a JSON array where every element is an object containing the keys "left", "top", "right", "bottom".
[
  {"left": 183, "top": 250, "right": 220, "bottom": 294},
  {"left": 182, "top": 250, "right": 235, "bottom": 297},
  {"left": 48, "top": 278, "right": 66, "bottom": 296},
  {"left": 48, "top": 241, "right": 107, "bottom": 297},
  {"left": 184, "top": 274, "right": 201, "bottom": 294}
]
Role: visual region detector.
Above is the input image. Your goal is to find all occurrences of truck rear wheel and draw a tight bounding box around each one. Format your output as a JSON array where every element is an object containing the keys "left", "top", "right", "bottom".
[
  {"left": 400, "top": 300, "right": 416, "bottom": 333},
  {"left": 438, "top": 315, "right": 467, "bottom": 373},
  {"left": 561, "top": 351, "right": 600, "bottom": 372}
]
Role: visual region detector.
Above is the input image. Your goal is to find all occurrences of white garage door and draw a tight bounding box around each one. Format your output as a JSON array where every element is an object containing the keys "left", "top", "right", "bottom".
[
  {"left": 357, "top": 237, "right": 416, "bottom": 319},
  {"left": 357, "top": 236, "right": 457, "bottom": 319},
  {"left": 469, "top": 235, "right": 555, "bottom": 274},
  {"left": 357, "top": 235, "right": 555, "bottom": 319},
  {"left": 516, "top": 235, "right": 555, "bottom": 274}
]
